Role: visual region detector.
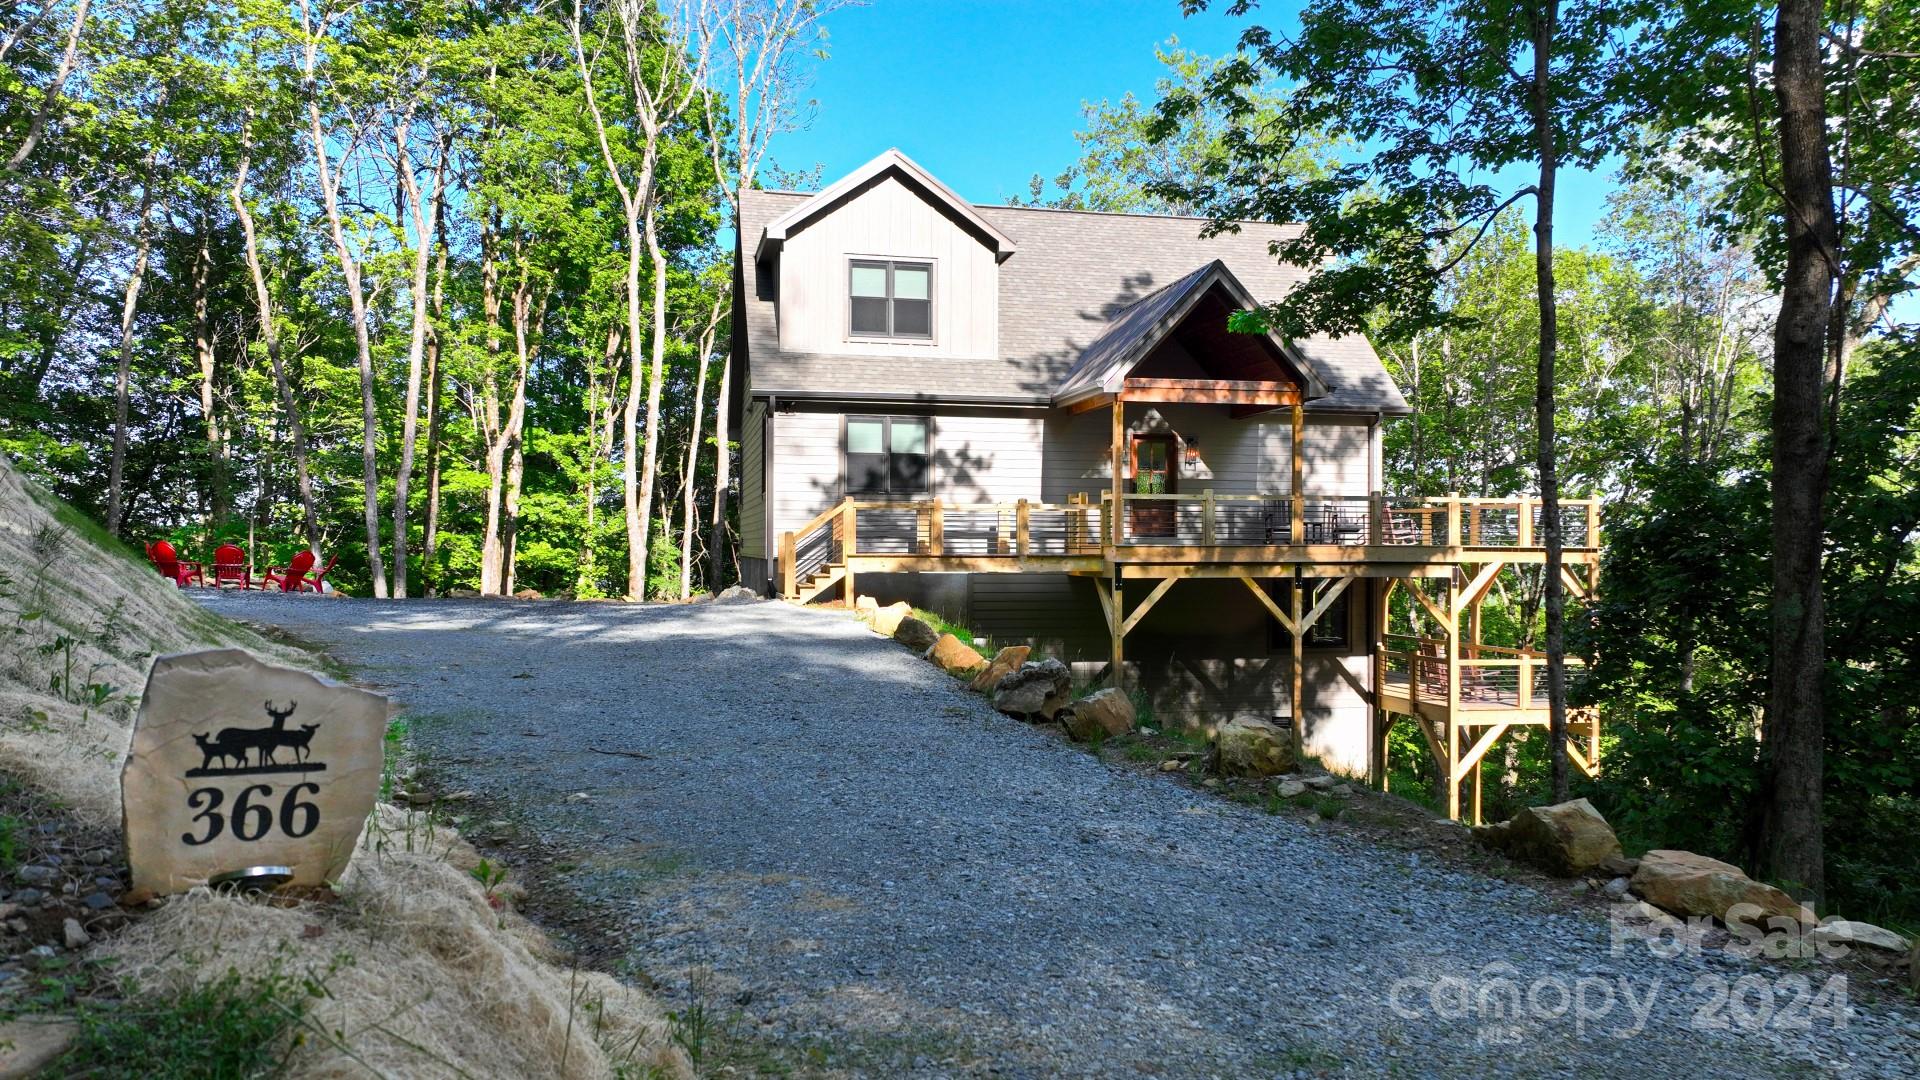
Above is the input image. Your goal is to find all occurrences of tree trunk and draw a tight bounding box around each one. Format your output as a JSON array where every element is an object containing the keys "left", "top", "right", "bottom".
[
  {"left": 422, "top": 222, "right": 449, "bottom": 595},
  {"left": 1759, "top": 0, "right": 1837, "bottom": 907},
  {"left": 708, "top": 349, "right": 732, "bottom": 590},
  {"left": 231, "top": 139, "right": 319, "bottom": 553},
  {"left": 105, "top": 185, "right": 156, "bottom": 537},
  {"left": 306, "top": 82, "right": 387, "bottom": 595},
  {"left": 1530, "top": 0, "right": 1569, "bottom": 803},
  {"left": 191, "top": 222, "right": 228, "bottom": 524},
  {"left": 390, "top": 129, "right": 446, "bottom": 599},
  {"left": 495, "top": 279, "right": 543, "bottom": 595},
  {"left": 636, "top": 203, "right": 674, "bottom": 602},
  {"left": 579, "top": 325, "right": 620, "bottom": 595},
  {"left": 478, "top": 214, "right": 507, "bottom": 595},
  {"left": 3, "top": 0, "right": 89, "bottom": 174},
  {"left": 678, "top": 296, "right": 724, "bottom": 599}
]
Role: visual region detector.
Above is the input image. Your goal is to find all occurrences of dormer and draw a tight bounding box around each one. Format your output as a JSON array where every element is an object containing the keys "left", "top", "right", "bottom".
[{"left": 756, "top": 149, "right": 1013, "bottom": 360}]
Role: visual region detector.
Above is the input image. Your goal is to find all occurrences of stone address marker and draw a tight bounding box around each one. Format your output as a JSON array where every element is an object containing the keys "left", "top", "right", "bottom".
[{"left": 121, "top": 649, "right": 395, "bottom": 896}]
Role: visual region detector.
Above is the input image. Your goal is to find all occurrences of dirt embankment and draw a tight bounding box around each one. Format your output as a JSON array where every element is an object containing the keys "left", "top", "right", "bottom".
[{"left": 0, "top": 457, "right": 688, "bottom": 1078}]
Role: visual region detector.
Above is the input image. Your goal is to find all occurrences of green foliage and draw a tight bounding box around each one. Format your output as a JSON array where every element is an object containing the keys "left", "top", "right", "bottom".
[{"left": 59, "top": 960, "right": 331, "bottom": 1079}]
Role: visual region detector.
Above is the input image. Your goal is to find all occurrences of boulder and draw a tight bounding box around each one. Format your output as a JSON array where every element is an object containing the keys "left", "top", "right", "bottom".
[
  {"left": 852, "top": 595, "right": 880, "bottom": 620},
  {"left": 1474, "top": 799, "right": 1623, "bottom": 877},
  {"left": 1062, "top": 688, "right": 1134, "bottom": 741},
  {"left": 513, "top": 587, "right": 543, "bottom": 600},
  {"left": 1629, "top": 849, "right": 1814, "bottom": 924},
  {"left": 714, "top": 585, "right": 759, "bottom": 604},
  {"left": 891, "top": 615, "right": 941, "bottom": 652},
  {"left": 1213, "top": 718, "right": 1295, "bottom": 778},
  {"left": 1274, "top": 779, "right": 1308, "bottom": 799},
  {"left": 869, "top": 602, "right": 913, "bottom": 637},
  {"left": 991, "top": 659, "right": 1073, "bottom": 720},
  {"left": 967, "top": 646, "right": 1031, "bottom": 692},
  {"left": 925, "top": 634, "right": 986, "bottom": 677},
  {"left": 1808, "top": 919, "right": 1911, "bottom": 954},
  {"left": 0, "top": 1017, "right": 77, "bottom": 1077}
]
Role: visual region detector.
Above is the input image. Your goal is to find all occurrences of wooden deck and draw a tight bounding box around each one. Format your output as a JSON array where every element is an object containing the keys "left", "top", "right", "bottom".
[{"left": 778, "top": 492, "right": 1604, "bottom": 825}]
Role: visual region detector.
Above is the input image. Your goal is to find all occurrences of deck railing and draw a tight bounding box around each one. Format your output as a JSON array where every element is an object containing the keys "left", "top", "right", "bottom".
[
  {"left": 1111, "top": 492, "right": 1599, "bottom": 549},
  {"left": 1381, "top": 633, "right": 1589, "bottom": 710}
]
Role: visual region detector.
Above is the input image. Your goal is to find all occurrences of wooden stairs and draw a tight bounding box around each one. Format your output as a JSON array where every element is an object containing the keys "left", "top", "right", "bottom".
[{"left": 792, "top": 563, "right": 845, "bottom": 604}]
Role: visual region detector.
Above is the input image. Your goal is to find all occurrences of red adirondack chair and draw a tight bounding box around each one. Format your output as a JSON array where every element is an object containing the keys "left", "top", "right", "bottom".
[
  {"left": 306, "top": 554, "right": 339, "bottom": 593},
  {"left": 264, "top": 550, "right": 316, "bottom": 593},
  {"left": 211, "top": 543, "right": 252, "bottom": 589},
  {"left": 145, "top": 541, "right": 202, "bottom": 587}
]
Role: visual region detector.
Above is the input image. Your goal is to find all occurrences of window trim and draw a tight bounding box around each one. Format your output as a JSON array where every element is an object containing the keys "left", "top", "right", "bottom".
[
  {"left": 842, "top": 414, "right": 933, "bottom": 500},
  {"left": 847, "top": 258, "right": 934, "bottom": 343}
]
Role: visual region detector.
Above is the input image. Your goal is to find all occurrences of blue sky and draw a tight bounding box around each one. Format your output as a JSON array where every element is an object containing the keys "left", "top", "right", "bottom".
[{"left": 768, "top": 0, "right": 1619, "bottom": 249}]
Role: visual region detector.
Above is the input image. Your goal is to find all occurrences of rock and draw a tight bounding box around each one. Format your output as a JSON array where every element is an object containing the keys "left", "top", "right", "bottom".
[
  {"left": 1213, "top": 719, "right": 1295, "bottom": 778},
  {"left": 1630, "top": 849, "right": 1814, "bottom": 924},
  {"left": 1329, "top": 783, "right": 1353, "bottom": 798},
  {"left": 1202, "top": 778, "right": 1222, "bottom": 790},
  {"left": 81, "top": 851, "right": 108, "bottom": 867},
  {"left": 13, "top": 866, "right": 53, "bottom": 887},
  {"left": 1597, "top": 853, "right": 1640, "bottom": 878},
  {"left": 1301, "top": 775, "right": 1337, "bottom": 791},
  {"left": 61, "top": 918, "right": 88, "bottom": 949},
  {"left": 868, "top": 602, "right": 913, "bottom": 637},
  {"left": 1275, "top": 779, "right": 1308, "bottom": 799},
  {"left": 1062, "top": 688, "right": 1135, "bottom": 741},
  {"left": 11, "top": 890, "right": 43, "bottom": 907},
  {"left": 1602, "top": 877, "right": 1632, "bottom": 900},
  {"left": 0, "top": 1017, "right": 78, "bottom": 1078},
  {"left": 924, "top": 634, "right": 986, "bottom": 677},
  {"left": 1159, "top": 760, "right": 1184, "bottom": 773},
  {"left": 990, "top": 659, "right": 1073, "bottom": 720},
  {"left": 967, "top": 646, "right": 1031, "bottom": 692},
  {"left": 851, "top": 595, "right": 879, "bottom": 619},
  {"left": 118, "top": 888, "right": 155, "bottom": 908},
  {"left": 1474, "top": 799, "right": 1623, "bottom": 877},
  {"left": 448, "top": 588, "right": 481, "bottom": 598},
  {"left": 714, "top": 585, "right": 759, "bottom": 604},
  {"left": 512, "top": 587, "right": 543, "bottom": 600},
  {"left": 1910, "top": 941, "right": 1919, "bottom": 995},
  {"left": 891, "top": 616, "right": 940, "bottom": 653},
  {"left": 81, "top": 892, "right": 113, "bottom": 912},
  {"left": 1808, "top": 919, "right": 1911, "bottom": 954},
  {"left": 121, "top": 649, "right": 395, "bottom": 897}
]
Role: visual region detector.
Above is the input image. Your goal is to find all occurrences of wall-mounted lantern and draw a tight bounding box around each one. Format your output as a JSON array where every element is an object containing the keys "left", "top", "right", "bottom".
[{"left": 1183, "top": 437, "right": 1200, "bottom": 468}]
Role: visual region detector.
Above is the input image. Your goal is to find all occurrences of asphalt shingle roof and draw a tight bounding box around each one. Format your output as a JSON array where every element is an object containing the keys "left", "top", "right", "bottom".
[{"left": 735, "top": 185, "right": 1410, "bottom": 415}]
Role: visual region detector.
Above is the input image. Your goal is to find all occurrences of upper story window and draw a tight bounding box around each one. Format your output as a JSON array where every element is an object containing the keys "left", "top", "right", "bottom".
[{"left": 849, "top": 259, "right": 932, "bottom": 339}]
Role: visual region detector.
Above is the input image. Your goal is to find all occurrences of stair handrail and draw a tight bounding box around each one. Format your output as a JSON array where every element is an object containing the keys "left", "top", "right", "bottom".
[{"left": 780, "top": 498, "right": 852, "bottom": 598}]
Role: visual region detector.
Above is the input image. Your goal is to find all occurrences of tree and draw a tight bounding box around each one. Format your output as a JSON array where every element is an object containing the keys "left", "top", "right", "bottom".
[
  {"left": 1012, "top": 37, "right": 1337, "bottom": 214},
  {"left": 1152, "top": 0, "right": 1637, "bottom": 803}
]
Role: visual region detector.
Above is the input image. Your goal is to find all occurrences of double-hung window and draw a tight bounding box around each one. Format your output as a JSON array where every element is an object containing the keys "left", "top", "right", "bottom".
[
  {"left": 849, "top": 260, "right": 932, "bottom": 339},
  {"left": 846, "top": 416, "right": 929, "bottom": 498}
]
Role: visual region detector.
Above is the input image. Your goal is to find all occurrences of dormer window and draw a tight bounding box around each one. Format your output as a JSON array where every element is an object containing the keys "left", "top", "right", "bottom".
[{"left": 849, "top": 259, "right": 932, "bottom": 340}]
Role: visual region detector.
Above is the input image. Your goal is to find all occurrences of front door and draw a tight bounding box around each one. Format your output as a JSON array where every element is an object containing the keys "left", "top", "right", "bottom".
[{"left": 1129, "top": 435, "right": 1176, "bottom": 539}]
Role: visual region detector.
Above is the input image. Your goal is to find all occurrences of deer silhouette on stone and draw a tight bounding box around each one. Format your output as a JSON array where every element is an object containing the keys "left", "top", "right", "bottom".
[
  {"left": 282, "top": 722, "right": 321, "bottom": 764},
  {"left": 215, "top": 700, "right": 298, "bottom": 769},
  {"left": 192, "top": 732, "right": 237, "bottom": 772}
]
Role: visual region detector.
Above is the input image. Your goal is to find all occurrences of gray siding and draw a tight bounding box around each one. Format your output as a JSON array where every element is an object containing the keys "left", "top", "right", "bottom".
[{"left": 740, "top": 401, "right": 767, "bottom": 558}]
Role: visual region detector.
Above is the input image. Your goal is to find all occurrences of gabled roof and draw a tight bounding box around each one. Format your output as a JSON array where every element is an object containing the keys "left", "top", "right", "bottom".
[
  {"left": 734, "top": 187, "right": 1411, "bottom": 416},
  {"left": 754, "top": 148, "right": 1018, "bottom": 264},
  {"left": 1052, "top": 259, "right": 1331, "bottom": 407}
]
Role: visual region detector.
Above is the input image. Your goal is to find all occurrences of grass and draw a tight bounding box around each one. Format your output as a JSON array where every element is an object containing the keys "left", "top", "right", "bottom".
[
  {"left": 55, "top": 959, "right": 333, "bottom": 1079},
  {"left": 379, "top": 717, "right": 410, "bottom": 800},
  {"left": 910, "top": 607, "right": 973, "bottom": 643}
]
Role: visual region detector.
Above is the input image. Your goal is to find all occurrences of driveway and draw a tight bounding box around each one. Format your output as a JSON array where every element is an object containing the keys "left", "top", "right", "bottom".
[{"left": 199, "top": 593, "right": 1920, "bottom": 1078}]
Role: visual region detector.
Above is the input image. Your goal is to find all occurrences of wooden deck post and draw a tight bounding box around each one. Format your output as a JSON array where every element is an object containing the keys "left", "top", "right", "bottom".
[
  {"left": 1015, "top": 499, "right": 1030, "bottom": 558},
  {"left": 1371, "top": 577, "right": 1389, "bottom": 791},
  {"left": 1290, "top": 569, "right": 1306, "bottom": 763},
  {"left": 779, "top": 530, "right": 797, "bottom": 599},
  {"left": 1290, "top": 403, "right": 1306, "bottom": 544},
  {"left": 1586, "top": 495, "right": 1601, "bottom": 549},
  {"left": 1111, "top": 400, "right": 1126, "bottom": 548},
  {"left": 928, "top": 501, "right": 944, "bottom": 556},
  {"left": 1368, "top": 491, "right": 1384, "bottom": 547},
  {"left": 1444, "top": 569, "right": 1462, "bottom": 821},
  {"left": 1446, "top": 491, "right": 1462, "bottom": 548},
  {"left": 841, "top": 498, "right": 857, "bottom": 602},
  {"left": 1517, "top": 496, "right": 1533, "bottom": 548},
  {"left": 1201, "top": 489, "right": 1216, "bottom": 547}
]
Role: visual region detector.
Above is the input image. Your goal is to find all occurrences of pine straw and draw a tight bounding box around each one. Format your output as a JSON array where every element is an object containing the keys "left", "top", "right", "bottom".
[
  {"left": 107, "top": 807, "right": 688, "bottom": 1079},
  {"left": 0, "top": 458, "right": 690, "bottom": 1079}
]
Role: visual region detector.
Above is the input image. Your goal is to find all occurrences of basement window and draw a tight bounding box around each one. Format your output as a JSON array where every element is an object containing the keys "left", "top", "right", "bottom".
[
  {"left": 849, "top": 260, "right": 932, "bottom": 339},
  {"left": 846, "top": 416, "right": 930, "bottom": 498}
]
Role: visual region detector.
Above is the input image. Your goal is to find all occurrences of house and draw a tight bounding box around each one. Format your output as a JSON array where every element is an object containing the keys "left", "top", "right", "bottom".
[{"left": 727, "top": 149, "right": 1600, "bottom": 821}]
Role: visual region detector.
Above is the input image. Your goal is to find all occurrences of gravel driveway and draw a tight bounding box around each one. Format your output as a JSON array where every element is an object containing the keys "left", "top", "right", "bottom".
[{"left": 199, "top": 593, "right": 1920, "bottom": 1078}]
